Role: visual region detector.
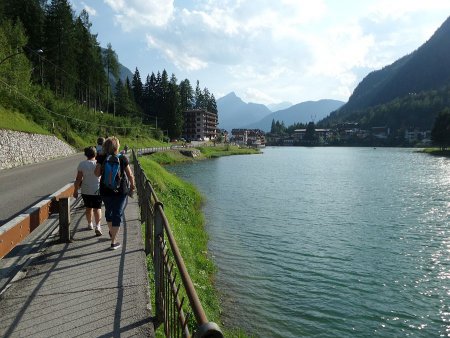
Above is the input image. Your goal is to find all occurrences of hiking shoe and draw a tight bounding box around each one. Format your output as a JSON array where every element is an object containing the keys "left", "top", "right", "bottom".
[
  {"left": 88, "top": 224, "right": 94, "bottom": 230},
  {"left": 95, "top": 227, "right": 103, "bottom": 236},
  {"left": 110, "top": 242, "right": 121, "bottom": 250}
]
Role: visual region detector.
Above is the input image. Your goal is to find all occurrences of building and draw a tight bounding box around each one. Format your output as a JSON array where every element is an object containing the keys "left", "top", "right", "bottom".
[
  {"left": 231, "top": 129, "right": 265, "bottom": 147},
  {"left": 183, "top": 109, "right": 218, "bottom": 141},
  {"left": 404, "top": 129, "right": 431, "bottom": 143},
  {"left": 293, "top": 128, "right": 331, "bottom": 141}
]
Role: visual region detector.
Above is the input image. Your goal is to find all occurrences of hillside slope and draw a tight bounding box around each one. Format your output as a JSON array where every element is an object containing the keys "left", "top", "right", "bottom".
[{"left": 338, "top": 16, "right": 450, "bottom": 114}]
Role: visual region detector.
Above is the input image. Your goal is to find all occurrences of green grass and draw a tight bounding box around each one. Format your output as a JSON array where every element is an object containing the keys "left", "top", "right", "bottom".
[
  {"left": 0, "top": 106, "right": 49, "bottom": 134},
  {"left": 0, "top": 84, "right": 167, "bottom": 150},
  {"left": 198, "top": 145, "right": 260, "bottom": 158},
  {"left": 421, "top": 147, "right": 450, "bottom": 156},
  {"left": 146, "top": 150, "right": 199, "bottom": 165}
]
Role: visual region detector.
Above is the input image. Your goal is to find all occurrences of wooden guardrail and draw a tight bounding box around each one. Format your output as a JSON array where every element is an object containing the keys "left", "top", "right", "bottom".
[
  {"left": 0, "top": 183, "right": 74, "bottom": 259},
  {"left": 133, "top": 149, "right": 223, "bottom": 338}
]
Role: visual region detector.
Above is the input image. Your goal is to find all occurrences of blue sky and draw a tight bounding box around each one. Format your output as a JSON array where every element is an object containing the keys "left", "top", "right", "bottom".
[{"left": 69, "top": 0, "right": 450, "bottom": 105}]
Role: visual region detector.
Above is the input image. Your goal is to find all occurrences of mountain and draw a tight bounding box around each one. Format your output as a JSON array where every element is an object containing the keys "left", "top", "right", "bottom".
[
  {"left": 246, "top": 99, "right": 345, "bottom": 131},
  {"left": 217, "top": 92, "right": 272, "bottom": 131},
  {"left": 324, "top": 15, "right": 450, "bottom": 128},
  {"left": 267, "top": 101, "right": 293, "bottom": 112},
  {"left": 101, "top": 47, "right": 134, "bottom": 87},
  {"left": 118, "top": 63, "right": 134, "bottom": 82}
]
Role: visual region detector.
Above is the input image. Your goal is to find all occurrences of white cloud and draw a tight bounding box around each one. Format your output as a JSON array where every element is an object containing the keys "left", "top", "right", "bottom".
[
  {"left": 146, "top": 34, "right": 208, "bottom": 71},
  {"left": 81, "top": 2, "right": 97, "bottom": 16},
  {"left": 104, "top": 0, "right": 174, "bottom": 30},
  {"left": 95, "top": 0, "right": 450, "bottom": 103}
]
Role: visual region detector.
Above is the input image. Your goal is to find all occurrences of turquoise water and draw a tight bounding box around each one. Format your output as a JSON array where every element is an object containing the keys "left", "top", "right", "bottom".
[{"left": 167, "top": 147, "right": 450, "bottom": 337}]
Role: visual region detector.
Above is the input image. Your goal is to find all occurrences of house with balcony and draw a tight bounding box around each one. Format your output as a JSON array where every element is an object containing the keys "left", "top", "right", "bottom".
[
  {"left": 231, "top": 129, "right": 266, "bottom": 147},
  {"left": 183, "top": 109, "right": 218, "bottom": 141}
]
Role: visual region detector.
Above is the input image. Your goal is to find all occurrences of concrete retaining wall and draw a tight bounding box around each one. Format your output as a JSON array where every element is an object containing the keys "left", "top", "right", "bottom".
[{"left": 0, "top": 129, "right": 76, "bottom": 170}]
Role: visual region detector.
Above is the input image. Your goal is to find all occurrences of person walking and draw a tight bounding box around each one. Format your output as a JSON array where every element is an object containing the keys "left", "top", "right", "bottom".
[
  {"left": 96, "top": 137, "right": 105, "bottom": 157},
  {"left": 95, "top": 136, "right": 135, "bottom": 249},
  {"left": 73, "top": 146, "right": 103, "bottom": 236}
]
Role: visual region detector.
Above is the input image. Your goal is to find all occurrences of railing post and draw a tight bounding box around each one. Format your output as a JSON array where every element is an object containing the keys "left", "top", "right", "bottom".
[
  {"left": 154, "top": 202, "right": 165, "bottom": 328},
  {"left": 59, "top": 197, "right": 71, "bottom": 243}
]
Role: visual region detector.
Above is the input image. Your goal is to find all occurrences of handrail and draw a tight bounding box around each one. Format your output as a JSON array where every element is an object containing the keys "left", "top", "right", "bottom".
[{"left": 132, "top": 149, "right": 223, "bottom": 338}]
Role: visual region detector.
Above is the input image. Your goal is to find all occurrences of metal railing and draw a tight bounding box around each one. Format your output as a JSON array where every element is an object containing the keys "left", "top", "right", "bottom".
[{"left": 132, "top": 150, "right": 223, "bottom": 338}]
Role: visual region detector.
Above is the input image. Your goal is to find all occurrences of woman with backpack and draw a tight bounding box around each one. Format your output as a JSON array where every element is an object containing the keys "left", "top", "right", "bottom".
[{"left": 94, "top": 136, "right": 136, "bottom": 250}]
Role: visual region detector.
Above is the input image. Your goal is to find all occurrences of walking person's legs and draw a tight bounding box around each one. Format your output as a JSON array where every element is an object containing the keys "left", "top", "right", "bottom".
[
  {"left": 102, "top": 195, "right": 114, "bottom": 238},
  {"left": 85, "top": 207, "right": 94, "bottom": 229},
  {"left": 109, "top": 194, "right": 127, "bottom": 249}
]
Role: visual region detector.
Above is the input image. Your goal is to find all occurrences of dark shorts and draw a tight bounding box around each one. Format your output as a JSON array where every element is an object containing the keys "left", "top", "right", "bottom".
[{"left": 81, "top": 194, "right": 102, "bottom": 209}]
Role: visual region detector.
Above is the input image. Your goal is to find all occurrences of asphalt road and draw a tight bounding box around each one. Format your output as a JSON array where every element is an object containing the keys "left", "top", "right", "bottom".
[{"left": 0, "top": 153, "right": 85, "bottom": 225}]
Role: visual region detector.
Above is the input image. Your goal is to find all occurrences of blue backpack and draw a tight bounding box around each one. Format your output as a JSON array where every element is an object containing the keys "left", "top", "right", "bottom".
[{"left": 103, "top": 154, "right": 122, "bottom": 191}]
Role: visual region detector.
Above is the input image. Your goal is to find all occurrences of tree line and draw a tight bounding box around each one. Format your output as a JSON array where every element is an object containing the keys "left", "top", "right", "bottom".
[{"left": 0, "top": 0, "right": 217, "bottom": 139}]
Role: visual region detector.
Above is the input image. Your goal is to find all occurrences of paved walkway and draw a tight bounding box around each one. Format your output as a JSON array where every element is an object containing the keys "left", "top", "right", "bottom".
[{"left": 0, "top": 194, "right": 155, "bottom": 337}]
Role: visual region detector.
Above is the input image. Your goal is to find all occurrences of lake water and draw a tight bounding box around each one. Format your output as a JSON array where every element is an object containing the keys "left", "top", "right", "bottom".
[{"left": 167, "top": 147, "right": 450, "bottom": 337}]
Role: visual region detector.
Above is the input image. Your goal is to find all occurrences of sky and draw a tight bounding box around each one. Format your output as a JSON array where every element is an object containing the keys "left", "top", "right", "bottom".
[{"left": 69, "top": 0, "right": 450, "bottom": 105}]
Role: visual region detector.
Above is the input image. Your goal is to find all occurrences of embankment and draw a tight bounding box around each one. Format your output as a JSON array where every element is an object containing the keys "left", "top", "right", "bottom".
[{"left": 0, "top": 129, "right": 76, "bottom": 170}]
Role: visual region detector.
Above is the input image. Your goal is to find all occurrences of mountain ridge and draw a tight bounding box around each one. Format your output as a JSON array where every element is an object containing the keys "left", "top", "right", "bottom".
[{"left": 217, "top": 92, "right": 344, "bottom": 131}]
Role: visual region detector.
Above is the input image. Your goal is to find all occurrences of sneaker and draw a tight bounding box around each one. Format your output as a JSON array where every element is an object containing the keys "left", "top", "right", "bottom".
[
  {"left": 88, "top": 224, "right": 94, "bottom": 230},
  {"left": 95, "top": 227, "right": 103, "bottom": 237},
  {"left": 110, "top": 242, "right": 121, "bottom": 250}
]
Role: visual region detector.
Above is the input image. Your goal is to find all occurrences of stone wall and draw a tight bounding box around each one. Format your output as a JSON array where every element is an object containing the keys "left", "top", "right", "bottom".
[{"left": 0, "top": 129, "right": 76, "bottom": 170}]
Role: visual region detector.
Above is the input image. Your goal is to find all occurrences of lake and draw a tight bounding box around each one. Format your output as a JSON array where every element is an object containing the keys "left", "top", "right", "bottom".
[{"left": 167, "top": 147, "right": 450, "bottom": 337}]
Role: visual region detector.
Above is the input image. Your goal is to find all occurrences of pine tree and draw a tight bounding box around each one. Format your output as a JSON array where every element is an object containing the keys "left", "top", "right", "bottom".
[
  {"left": 103, "top": 42, "right": 119, "bottom": 114},
  {"left": 194, "top": 80, "right": 204, "bottom": 109},
  {"left": 166, "top": 74, "right": 182, "bottom": 138},
  {"left": 208, "top": 93, "right": 218, "bottom": 114},
  {"left": 3, "top": 0, "right": 44, "bottom": 51},
  {"left": 132, "top": 67, "right": 143, "bottom": 109},
  {"left": 43, "top": 0, "right": 77, "bottom": 97},
  {"left": 179, "top": 78, "right": 194, "bottom": 111},
  {"left": 73, "top": 9, "right": 107, "bottom": 108}
]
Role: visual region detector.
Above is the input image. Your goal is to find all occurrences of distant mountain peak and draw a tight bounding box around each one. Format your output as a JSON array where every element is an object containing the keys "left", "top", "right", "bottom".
[{"left": 217, "top": 92, "right": 344, "bottom": 132}]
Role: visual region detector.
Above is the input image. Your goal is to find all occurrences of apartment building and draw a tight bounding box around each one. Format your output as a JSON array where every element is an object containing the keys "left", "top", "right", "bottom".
[{"left": 183, "top": 109, "right": 218, "bottom": 141}]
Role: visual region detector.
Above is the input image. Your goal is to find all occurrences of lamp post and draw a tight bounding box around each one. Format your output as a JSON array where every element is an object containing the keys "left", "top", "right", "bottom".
[
  {"left": 0, "top": 47, "right": 43, "bottom": 66},
  {"left": 0, "top": 48, "right": 44, "bottom": 85}
]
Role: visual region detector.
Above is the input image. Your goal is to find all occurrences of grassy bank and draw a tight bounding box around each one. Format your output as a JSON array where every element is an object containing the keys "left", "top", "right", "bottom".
[
  {"left": 421, "top": 147, "right": 450, "bottom": 157},
  {"left": 0, "top": 86, "right": 167, "bottom": 150},
  {"left": 0, "top": 106, "right": 50, "bottom": 135},
  {"left": 198, "top": 144, "right": 260, "bottom": 158}
]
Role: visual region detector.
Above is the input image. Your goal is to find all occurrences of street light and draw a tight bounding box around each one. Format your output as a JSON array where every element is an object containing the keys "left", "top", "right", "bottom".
[
  {"left": 0, "top": 47, "right": 43, "bottom": 66},
  {"left": 1, "top": 47, "right": 44, "bottom": 85}
]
